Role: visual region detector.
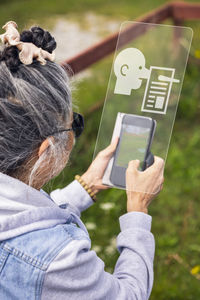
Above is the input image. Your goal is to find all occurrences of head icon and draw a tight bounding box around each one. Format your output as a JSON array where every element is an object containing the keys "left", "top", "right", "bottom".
[{"left": 114, "top": 48, "right": 150, "bottom": 95}]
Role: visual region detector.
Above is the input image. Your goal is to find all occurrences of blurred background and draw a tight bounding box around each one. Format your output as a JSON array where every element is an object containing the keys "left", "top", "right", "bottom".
[{"left": 1, "top": 0, "right": 200, "bottom": 298}]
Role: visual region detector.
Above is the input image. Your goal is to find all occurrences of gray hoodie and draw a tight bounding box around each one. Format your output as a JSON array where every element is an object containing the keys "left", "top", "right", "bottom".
[{"left": 0, "top": 171, "right": 155, "bottom": 299}]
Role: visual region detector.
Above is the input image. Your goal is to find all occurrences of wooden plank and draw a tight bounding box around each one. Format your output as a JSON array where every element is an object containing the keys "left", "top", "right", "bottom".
[
  {"left": 171, "top": 1, "right": 200, "bottom": 20},
  {"left": 61, "top": 1, "right": 200, "bottom": 76},
  {"left": 61, "top": 3, "right": 170, "bottom": 75}
]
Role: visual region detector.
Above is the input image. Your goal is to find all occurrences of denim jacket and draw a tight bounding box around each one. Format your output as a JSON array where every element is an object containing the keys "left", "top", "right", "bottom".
[{"left": 0, "top": 172, "right": 155, "bottom": 300}]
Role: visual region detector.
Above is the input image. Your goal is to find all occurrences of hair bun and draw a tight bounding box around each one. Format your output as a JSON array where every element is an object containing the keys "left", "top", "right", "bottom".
[
  {"left": 20, "top": 26, "right": 57, "bottom": 53},
  {"left": 0, "top": 25, "right": 56, "bottom": 72},
  {"left": 0, "top": 46, "right": 20, "bottom": 72}
]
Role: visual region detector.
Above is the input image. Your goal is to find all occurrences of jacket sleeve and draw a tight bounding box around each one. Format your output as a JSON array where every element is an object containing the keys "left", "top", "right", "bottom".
[
  {"left": 49, "top": 179, "right": 94, "bottom": 217},
  {"left": 41, "top": 211, "right": 155, "bottom": 300}
]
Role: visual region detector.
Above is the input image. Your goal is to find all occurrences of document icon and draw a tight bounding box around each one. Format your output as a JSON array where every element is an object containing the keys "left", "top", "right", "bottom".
[{"left": 141, "top": 66, "right": 180, "bottom": 114}]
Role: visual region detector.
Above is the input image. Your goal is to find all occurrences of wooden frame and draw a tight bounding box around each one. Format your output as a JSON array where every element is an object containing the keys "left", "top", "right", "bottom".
[{"left": 61, "top": 1, "right": 200, "bottom": 75}]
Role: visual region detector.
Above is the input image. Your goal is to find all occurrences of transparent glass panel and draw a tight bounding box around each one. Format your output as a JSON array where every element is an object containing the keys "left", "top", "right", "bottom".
[{"left": 93, "top": 21, "right": 193, "bottom": 193}]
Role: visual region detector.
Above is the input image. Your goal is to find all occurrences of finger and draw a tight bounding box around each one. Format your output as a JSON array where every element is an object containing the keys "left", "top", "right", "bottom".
[
  {"left": 111, "top": 136, "right": 119, "bottom": 145},
  {"left": 100, "top": 136, "right": 119, "bottom": 157},
  {"left": 127, "top": 159, "right": 140, "bottom": 172},
  {"left": 147, "top": 156, "right": 164, "bottom": 172},
  {"left": 108, "top": 136, "right": 119, "bottom": 152},
  {"left": 154, "top": 156, "right": 165, "bottom": 167}
]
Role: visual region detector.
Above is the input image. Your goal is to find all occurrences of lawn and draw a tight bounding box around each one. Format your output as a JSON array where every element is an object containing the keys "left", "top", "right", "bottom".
[{"left": 0, "top": 0, "right": 200, "bottom": 299}]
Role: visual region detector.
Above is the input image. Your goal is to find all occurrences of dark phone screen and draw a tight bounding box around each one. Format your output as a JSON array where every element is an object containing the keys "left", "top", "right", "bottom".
[{"left": 116, "top": 124, "right": 150, "bottom": 169}]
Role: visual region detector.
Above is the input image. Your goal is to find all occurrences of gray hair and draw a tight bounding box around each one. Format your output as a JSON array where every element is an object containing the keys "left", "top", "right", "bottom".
[{"left": 0, "top": 54, "right": 73, "bottom": 186}]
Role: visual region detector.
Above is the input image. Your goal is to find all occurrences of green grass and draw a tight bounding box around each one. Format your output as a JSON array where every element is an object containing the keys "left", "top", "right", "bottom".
[{"left": 0, "top": 0, "right": 200, "bottom": 298}]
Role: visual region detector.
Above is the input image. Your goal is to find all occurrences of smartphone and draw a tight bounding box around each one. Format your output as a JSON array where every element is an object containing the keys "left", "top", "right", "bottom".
[{"left": 110, "top": 114, "right": 156, "bottom": 188}]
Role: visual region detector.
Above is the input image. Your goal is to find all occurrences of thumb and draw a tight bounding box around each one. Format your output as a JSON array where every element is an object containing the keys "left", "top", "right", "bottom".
[
  {"left": 101, "top": 136, "right": 119, "bottom": 157},
  {"left": 109, "top": 136, "right": 119, "bottom": 151}
]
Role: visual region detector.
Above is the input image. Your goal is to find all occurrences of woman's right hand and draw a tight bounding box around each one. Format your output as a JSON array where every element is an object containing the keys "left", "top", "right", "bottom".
[{"left": 126, "top": 156, "right": 164, "bottom": 214}]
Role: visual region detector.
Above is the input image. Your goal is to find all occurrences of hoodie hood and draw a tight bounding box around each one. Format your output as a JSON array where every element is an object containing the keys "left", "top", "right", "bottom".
[{"left": 0, "top": 171, "right": 76, "bottom": 241}]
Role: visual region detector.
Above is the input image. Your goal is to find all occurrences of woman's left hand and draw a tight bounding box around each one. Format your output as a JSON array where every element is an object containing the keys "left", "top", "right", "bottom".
[{"left": 81, "top": 137, "right": 119, "bottom": 194}]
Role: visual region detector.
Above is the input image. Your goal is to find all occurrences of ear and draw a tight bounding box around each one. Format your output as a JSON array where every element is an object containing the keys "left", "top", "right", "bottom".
[
  {"left": 38, "top": 137, "right": 54, "bottom": 157},
  {"left": 120, "top": 64, "right": 129, "bottom": 76}
]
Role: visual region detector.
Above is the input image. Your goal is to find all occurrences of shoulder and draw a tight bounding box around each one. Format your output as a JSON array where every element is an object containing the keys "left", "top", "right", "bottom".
[{"left": 3, "top": 222, "right": 90, "bottom": 270}]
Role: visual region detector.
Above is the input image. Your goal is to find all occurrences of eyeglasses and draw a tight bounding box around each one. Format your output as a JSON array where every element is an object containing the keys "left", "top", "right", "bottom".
[{"left": 52, "top": 112, "right": 84, "bottom": 138}]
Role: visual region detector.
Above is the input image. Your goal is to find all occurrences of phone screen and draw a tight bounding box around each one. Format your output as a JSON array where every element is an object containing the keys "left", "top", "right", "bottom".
[{"left": 116, "top": 124, "right": 150, "bottom": 169}]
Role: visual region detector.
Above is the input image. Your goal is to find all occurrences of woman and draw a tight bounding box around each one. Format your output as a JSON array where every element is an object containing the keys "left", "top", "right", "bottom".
[{"left": 0, "top": 21, "right": 164, "bottom": 300}]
